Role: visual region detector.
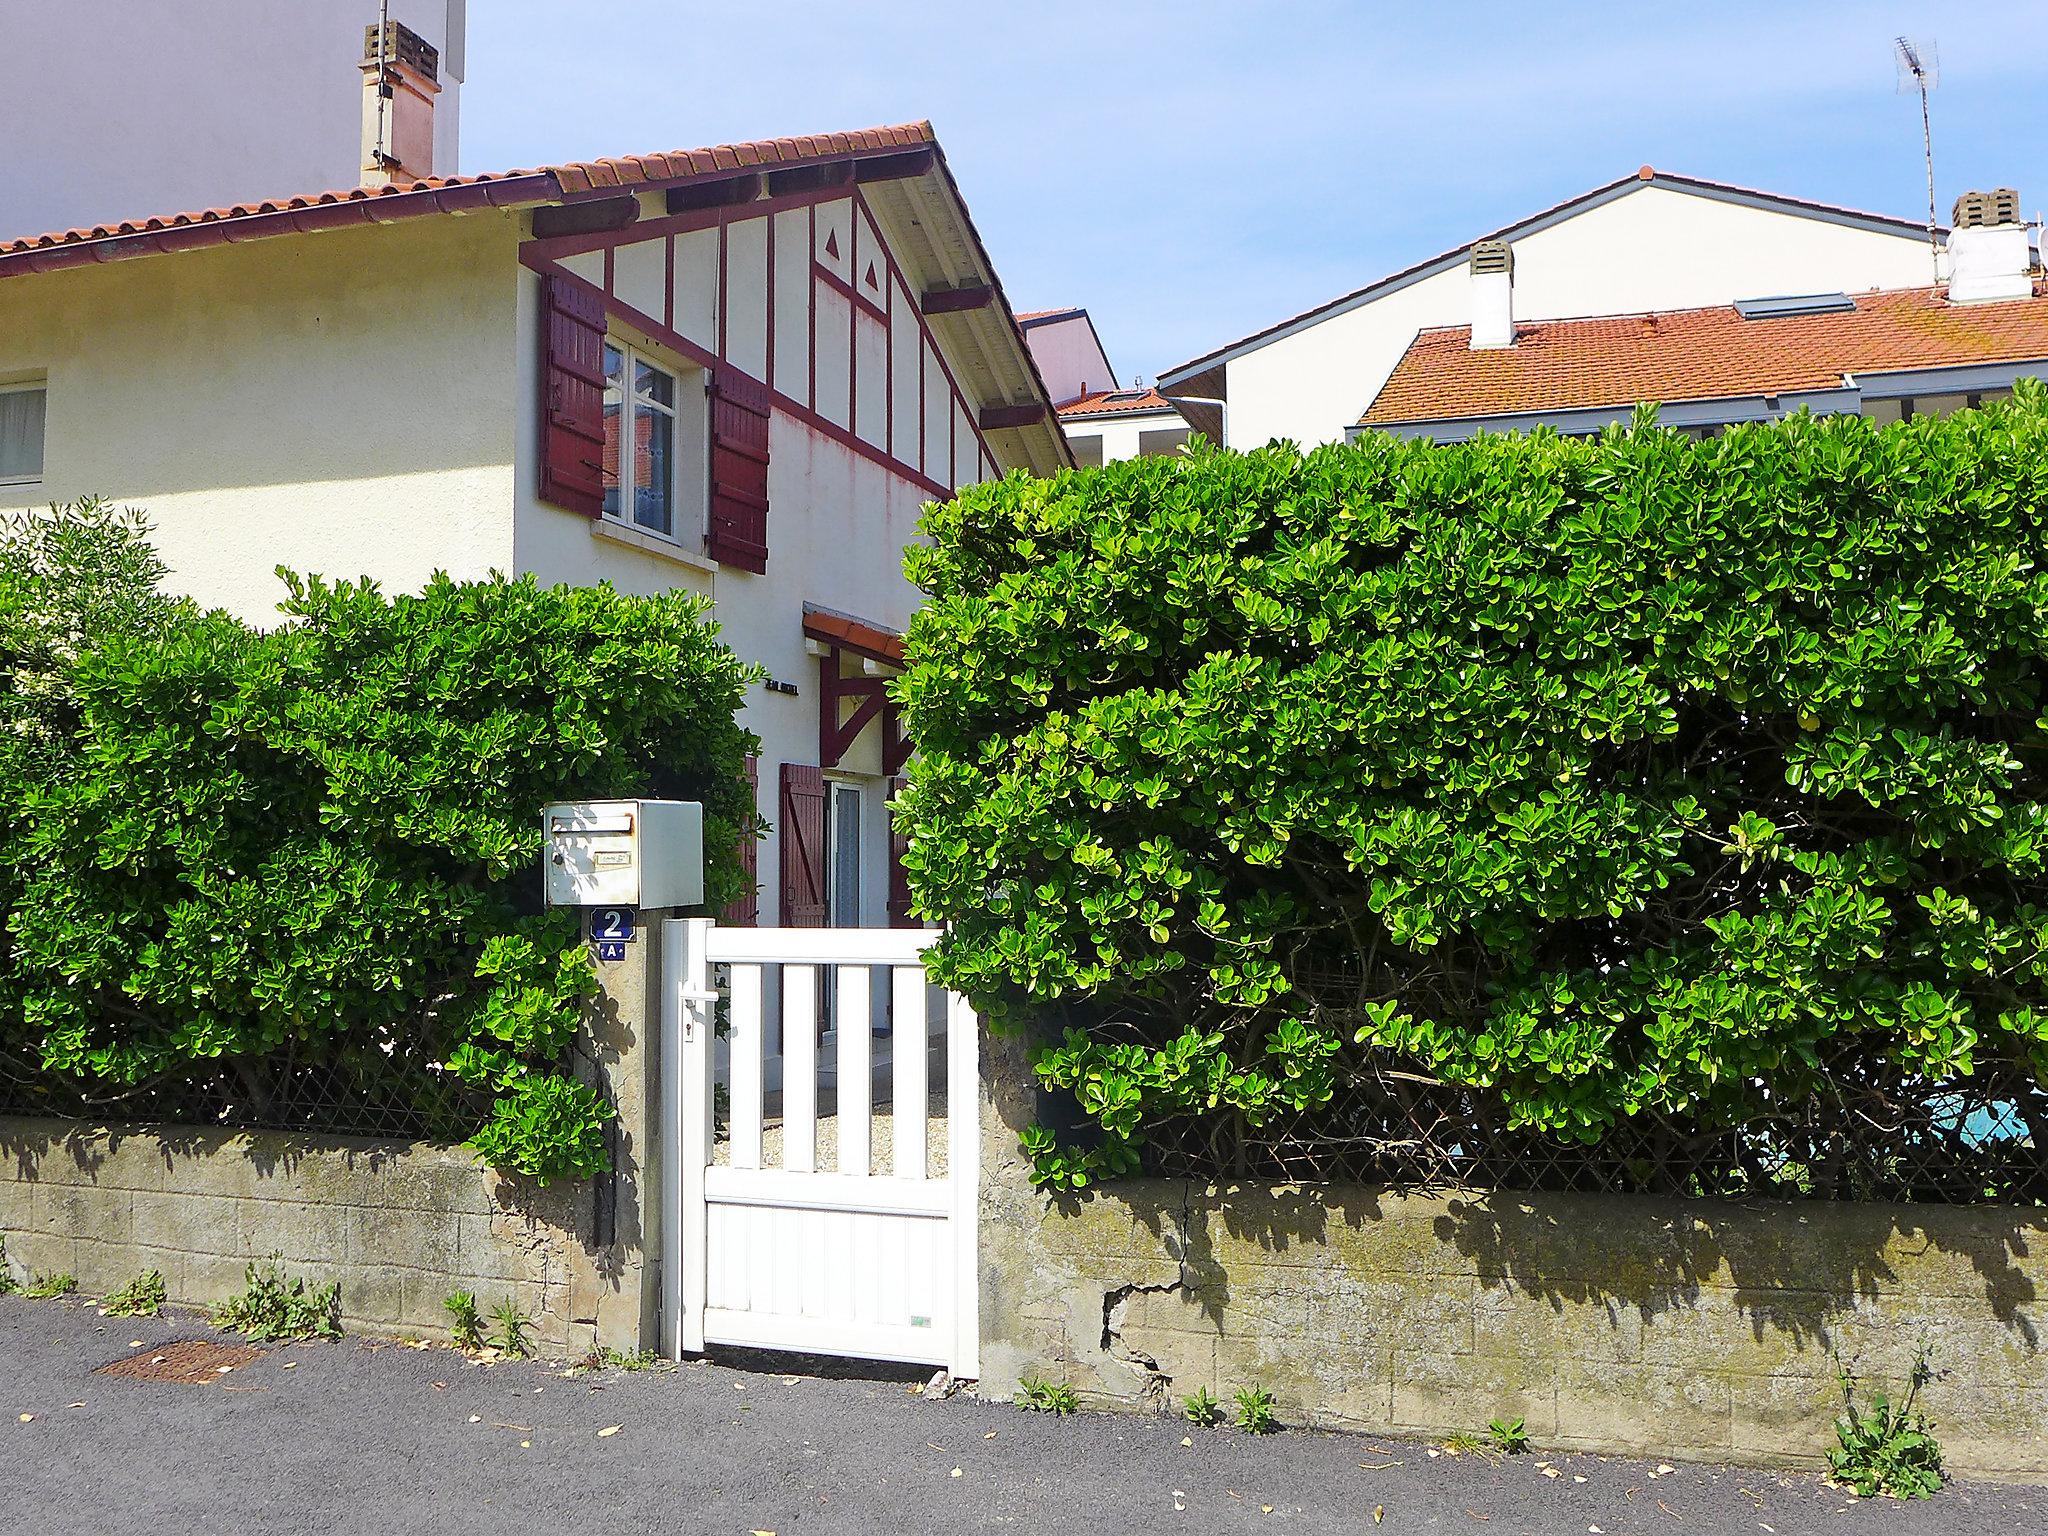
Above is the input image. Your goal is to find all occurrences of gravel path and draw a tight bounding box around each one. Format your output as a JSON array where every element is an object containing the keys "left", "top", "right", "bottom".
[{"left": 3, "top": 1294, "right": 2038, "bottom": 1535}]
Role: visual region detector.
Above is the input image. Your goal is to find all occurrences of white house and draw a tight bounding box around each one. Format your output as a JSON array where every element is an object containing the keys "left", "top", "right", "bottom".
[
  {"left": 1017, "top": 305, "right": 1192, "bottom": 464},
  {"left": 1356, "top": 190, "right": 2048, "bottom": 441},
  {"left": 1158, "top": 167, "right": 1950, "bottom": 449},
  {"left": 0, "top": 111, "right": 1068, "bottom": 937},
  {"left": 1, "top": 0, "right": 468, "bottom": 244}
]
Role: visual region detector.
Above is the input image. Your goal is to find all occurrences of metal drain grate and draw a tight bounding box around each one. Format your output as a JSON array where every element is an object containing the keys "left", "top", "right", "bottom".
[{"left": 97, "top": 1340, "right": 266, "bottom": 1384}]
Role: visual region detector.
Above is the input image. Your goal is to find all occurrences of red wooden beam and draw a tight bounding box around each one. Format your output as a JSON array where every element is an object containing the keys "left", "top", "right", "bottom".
[
  {"left": 819, "top": 648, "right": 890, "bottom": 769},
  {"left": 767, "top": 161, "right": 856, "bottom": 198},
  {"left": 665, "top": 172, "right": 762, "bottom": 215},
  {"left": 530, "top": 196, "right": 639, "bottom": 240},
  {"left": 978, "top": 401, "right": 1048, "bottom": 431},
  {"left": 922, "top": 282, "right": 995, "bottom": 315},
  {"left": 854, "top": 149, "right": 937, "bottom": 183}
]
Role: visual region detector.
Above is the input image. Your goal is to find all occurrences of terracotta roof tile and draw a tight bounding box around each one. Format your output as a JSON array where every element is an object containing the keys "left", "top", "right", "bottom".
[
  {"left": 1360, "top": 284, "right": 2048, "bottom": 426},
  {"left": 1058, "top": 386, "right": 1177, "bottom": 419},
  {"left": 0, "top": 122, "right": 936, "bottom": 264}
]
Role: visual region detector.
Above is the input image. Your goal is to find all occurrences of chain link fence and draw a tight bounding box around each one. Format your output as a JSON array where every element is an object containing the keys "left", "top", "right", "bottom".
[
  {"left": 1144, "top": 1058, "right": 2048, "bottom": 1204},
  {"left": 0, "top": 1042, "right": 487, "bottom": 1145}
]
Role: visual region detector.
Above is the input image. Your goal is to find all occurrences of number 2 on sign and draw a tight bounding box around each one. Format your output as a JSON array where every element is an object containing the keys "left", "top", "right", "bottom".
[{"left": 591, "top": 907, "right": 636, "bottom": 943}]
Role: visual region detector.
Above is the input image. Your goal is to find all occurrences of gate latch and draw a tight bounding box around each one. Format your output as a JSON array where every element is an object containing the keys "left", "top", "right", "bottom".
[{"left": 675, "top": 986, "right": 719, "bottom": 1041}]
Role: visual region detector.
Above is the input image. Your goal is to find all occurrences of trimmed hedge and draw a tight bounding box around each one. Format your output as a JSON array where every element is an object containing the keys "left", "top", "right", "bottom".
[
  {"left": 897, "top": 389, "right": 2048, "bottom": 1190},
  {"left": 1, "top": 525, "right": 755, "bottom": 1182}
]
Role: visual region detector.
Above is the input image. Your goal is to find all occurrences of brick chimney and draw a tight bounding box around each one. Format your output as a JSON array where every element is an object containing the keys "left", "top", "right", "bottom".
[
  {"left": 360, "top": 21, "right": 441, "bottom": 185},
  {"left": 1469, "top": 240, "right": 1514, "bottom": 349},
  {"left": 1947, "top": 188, "right": 2030, "bottom": 304}
]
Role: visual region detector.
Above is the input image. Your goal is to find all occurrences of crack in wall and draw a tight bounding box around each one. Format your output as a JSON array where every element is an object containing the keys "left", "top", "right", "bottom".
[{"left": 1098, "top": 1182, "right": 1196, "bottom": 1408}]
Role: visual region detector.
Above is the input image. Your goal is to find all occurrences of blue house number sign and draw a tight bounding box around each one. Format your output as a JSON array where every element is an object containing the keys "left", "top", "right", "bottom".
[{"left": 591, "top": 907, "right": 635, "bottom": 963}]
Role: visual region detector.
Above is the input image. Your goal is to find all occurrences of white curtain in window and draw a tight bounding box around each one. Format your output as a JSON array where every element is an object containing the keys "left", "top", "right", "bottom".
[{"left": 0, "top": 388, "right": 46, "bottom": 480}]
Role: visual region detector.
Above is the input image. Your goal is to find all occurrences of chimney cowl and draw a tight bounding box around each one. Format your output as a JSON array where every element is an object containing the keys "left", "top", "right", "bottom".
[
  {"left": 364, "top": 21, "right": 440, "bottom": 83},
  {"left": 1951, "top": 188, "right": 2021, "bottom": 229},
  {"left": 1947, "top": 187, "right": 2031, "bottom": 304},
  {"left": 1469, "top": 240, "right": 1514, "bottom": 348}
]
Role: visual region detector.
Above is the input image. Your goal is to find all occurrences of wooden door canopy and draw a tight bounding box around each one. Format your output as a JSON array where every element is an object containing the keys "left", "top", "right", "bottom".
[{"left": 805, "top": 606, "right": 909, "bottom": 773}]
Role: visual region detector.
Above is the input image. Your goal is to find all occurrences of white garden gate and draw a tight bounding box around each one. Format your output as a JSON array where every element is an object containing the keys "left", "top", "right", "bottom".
[{"left": 658, "top": 919, "right": 979, "bottom": 1378}]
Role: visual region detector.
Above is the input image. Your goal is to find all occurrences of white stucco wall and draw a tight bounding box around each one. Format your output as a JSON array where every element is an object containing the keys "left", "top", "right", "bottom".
[
  {"left": 1062, "top": 407, "right": 1192, "bottom": 464},
  {"left": 1221, "top": 185, "right": 1942, "bottom": 449},
  {"left": 0, "top": 0, "right": 464, "bottom": 244},
  {"left": 0, "top": 212, "right": 523, "bottom": 621}
]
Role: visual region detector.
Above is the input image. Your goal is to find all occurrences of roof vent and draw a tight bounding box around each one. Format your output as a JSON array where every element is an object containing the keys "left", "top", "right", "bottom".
[
  {"left": 1470, "top": 240, "right": 1513, "bottom": 276},
  {"left": 1733, "top": 293, "right": 1855, "bottom": 320},
  {"left": 1951, "top": 188, "right": 2021, "bottom": 229}
]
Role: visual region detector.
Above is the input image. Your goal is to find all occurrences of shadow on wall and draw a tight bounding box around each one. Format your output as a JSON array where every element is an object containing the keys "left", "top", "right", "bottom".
[{"left": 995, "top": 1020, "right": 2044, "bottom": 1387}]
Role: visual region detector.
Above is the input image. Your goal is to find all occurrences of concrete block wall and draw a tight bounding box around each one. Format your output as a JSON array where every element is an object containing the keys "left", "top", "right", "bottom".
[
  {"left": 0, "top": 1117, "right": 611, "bottom": 1355},
  {"left": 977, "top": 1032, "right": 2048, "bottom": 1480}
]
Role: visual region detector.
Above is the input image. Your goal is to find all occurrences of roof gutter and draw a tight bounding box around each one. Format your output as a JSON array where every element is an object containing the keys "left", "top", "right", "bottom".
[{"left": 0, "top": 173, "right": 560, "bottom": 280}]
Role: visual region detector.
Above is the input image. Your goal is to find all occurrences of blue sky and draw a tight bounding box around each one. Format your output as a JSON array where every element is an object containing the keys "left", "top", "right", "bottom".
[{"left": 461, "top": 2, "right": 2048, "bottom": 381}]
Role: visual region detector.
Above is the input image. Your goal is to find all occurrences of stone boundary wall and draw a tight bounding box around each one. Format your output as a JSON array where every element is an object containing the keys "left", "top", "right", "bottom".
[
  {"left": 0, "top": 1116, "right": 611, "bottom": 1355},
  {"left": 978, "top": 1034, "right": 2048, "bottom": 1480}
]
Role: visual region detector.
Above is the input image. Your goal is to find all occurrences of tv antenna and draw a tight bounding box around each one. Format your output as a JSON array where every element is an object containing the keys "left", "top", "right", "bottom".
[{"left": 1894, "top": 36, "right": 1941, "bottom": 286}]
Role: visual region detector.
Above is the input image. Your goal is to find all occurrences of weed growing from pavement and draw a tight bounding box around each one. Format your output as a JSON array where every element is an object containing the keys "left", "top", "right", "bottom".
[
  {"left": 488, "top": 1299, "right": 535, "bottom": 1358},
  {"left": 1182, "top": 1386, "right": 1222, "bottom": 1427},
  {"left": 102, "top": 1270, "right": 166, "bottom": 1318},
  {"left": 0, "top": 1235, "right": 16, "bottom": 1294},
  {"left": 1233, "top": 1386, "right": 1279, "bottom": 1434},
  {"left": 212, "top": 1256, "right": 341, "bottom": 1342},
  {"left": 1488, "top": 1416, "right": 1531, "bottom": 1455},
  {"left": 584, "top": 1346, "right": 658, "bottom": 1372},
  {"left": 1440, "top": 1431, "right": 1487, "bottom": 1456},
  {"left": 443, "top": 1290, "right": 486, "bottom": 1351},
  {"left": 23, "top": 1271, "right": 77, "bottom": 1299},
  {"left": 1017, "top": 1375, "right": 1080, "bottom": 1415},
  {"left": 1829, "top": 1350, "right": 1945, "bottom": 1499}
]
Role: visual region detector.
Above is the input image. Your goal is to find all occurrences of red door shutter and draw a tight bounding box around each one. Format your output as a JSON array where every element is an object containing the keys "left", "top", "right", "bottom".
[
  {"left": 722, "top": 754, "right": 760, "bottom": 927},
  {"left": 887, "top": 775, "right": 916, "bottom": 928},
  {"left": 778, "top": 763, "right": 827, "bottom": 927},
  {"left": 539, "top": 274, "right": 609, "bottom": 517},
  {"left": 708, "top": 367, "right": 771, "bottom": 572}
]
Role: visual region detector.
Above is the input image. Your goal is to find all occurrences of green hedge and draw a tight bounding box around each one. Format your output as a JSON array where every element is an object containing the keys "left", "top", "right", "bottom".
[
  {"left": 897, "top": 389, "right": 2048, "bottom": 1190},
  {"left": 1, "top": 508, "right": 754, "bottom": 1182}
]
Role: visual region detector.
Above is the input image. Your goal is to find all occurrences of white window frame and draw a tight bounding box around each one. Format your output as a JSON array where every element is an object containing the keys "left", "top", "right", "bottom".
[
  {"left": 603, "top": 340, "right": 682, "bottom": 538},
  {"left": 0, "top": 379, "right": 48, "bottom": 487}
]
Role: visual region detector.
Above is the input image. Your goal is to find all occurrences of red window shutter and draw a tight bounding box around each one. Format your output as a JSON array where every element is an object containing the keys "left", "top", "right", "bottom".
[
  {"left": 709, "top": 367, "right": 771, "bottom": 572},
  {"left": 778, "top": 763, "right": 827, "bottom": 928},
  {"left": 539, "top": 274, "right": 609, "bottom": 517},
  {"left": 721, "top": 754, "right": 760, "bottom": 927},
  {"left": 887, "top": 775, "right": 916, "bottom": 928}
]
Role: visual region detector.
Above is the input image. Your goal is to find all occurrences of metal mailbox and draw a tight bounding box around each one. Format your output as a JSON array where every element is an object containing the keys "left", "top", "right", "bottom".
[{"left": 542, "top": 799, "right": 703, "bottom": 910}]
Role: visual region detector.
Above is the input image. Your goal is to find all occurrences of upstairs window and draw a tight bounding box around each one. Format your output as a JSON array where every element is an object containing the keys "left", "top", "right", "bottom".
[
  {"left": 0, "top": 382, "right": 47, "bottom": 485},
  {"left": 603, "top": 343, "right": 679, "bottom": 536}
]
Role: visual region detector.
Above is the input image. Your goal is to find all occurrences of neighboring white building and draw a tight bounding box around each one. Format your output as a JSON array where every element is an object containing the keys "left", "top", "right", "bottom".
[
  {"left": 1017, "top": 305, "right": 1192, "bottom": 464},
  {"left": 1357, "top": 189, "right": 2048, "bottom": 441},
  {"left": 1055, "top": 387, "right": 1191, "bottom": 465},
  {"left": 0, "top": 0, "right": 467, "bottom": 245},
  {"left": 0, "top": 119, "right": 1068, "bottom": 937},
  {"left": 1158, "top": 167, "right": 1949, "bottom": 449}
]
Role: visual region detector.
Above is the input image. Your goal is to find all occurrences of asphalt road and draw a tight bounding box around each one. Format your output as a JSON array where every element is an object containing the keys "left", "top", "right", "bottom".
[{"left": 2, "top": 1294, "right": 2038, "bottom": 1535}]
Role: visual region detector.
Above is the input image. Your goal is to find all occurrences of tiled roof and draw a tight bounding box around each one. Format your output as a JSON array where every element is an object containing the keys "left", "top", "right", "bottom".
[
  {"left": 1360, "top": 284, "right": 2048, "bottom": 426},
  {"left": 1015, "top": 307, "right": 1085, "bottom": 326},
  {"left": 0, "top": 123, "right": 938, "bottom": 271},
  {"left": 802, "top": 604, "right": 904, "bottom": 665},
  {"left": 1058, "top": 386, "right": 1178, "bottom": 419},
  {"left": 1161, "top": 167, "right": 1941, "bottom": 388}
]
